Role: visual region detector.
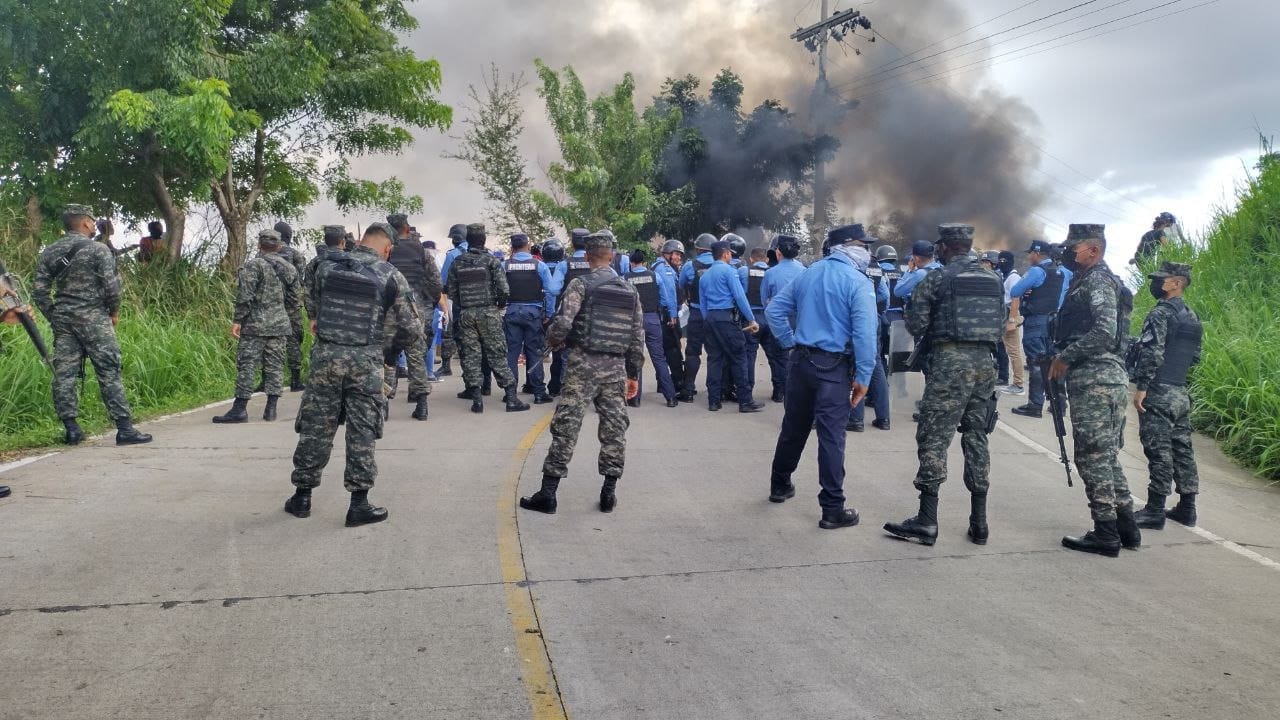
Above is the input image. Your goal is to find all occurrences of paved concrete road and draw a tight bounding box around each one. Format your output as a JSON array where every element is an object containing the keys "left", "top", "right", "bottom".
[{"left": 3, "top": 361, "right": 1279, "bottom": 720}]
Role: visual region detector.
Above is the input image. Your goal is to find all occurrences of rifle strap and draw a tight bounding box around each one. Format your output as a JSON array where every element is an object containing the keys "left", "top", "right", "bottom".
[{"left": 51, "top": 238, "right": 93, "bottom": 284}]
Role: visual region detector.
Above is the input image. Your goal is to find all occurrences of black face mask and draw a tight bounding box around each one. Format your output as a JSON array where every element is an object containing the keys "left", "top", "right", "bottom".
[
  {"left": 1149, "top": 278, "right": 1167, "bottom": 300},
  {"left": 997, "top": 259, "right": 1014, "bottom": 276},
  {"left": 1060, "top": 245, "right": 1081, "bottom": 272}
]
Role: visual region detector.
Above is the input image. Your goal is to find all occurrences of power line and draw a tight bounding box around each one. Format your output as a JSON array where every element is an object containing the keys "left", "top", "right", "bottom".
[{"left": 858, "top": 0, "right": 1050, "bottom": 75}]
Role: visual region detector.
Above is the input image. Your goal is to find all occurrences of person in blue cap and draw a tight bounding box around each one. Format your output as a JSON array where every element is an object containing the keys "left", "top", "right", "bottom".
[
  {"left": 437, "top": 224, "right": 469, "bottom": 377},
  {"left": 846, "top": 228, "right": 891, "bottom": 432},
  {"left": 676, "top": 233, "right": 717, "bottom": 402},
  {"left": 759, "top": 234, "right": 806, "bottom": 403},
  {"left": 894, "top": 240, "right": 942, "bottom": 303},
  {"left": 1009, "top": 238, "right": 1072, "bottom": 418},
  {"left": 624, "top": 249, "right": 679, "bottom": 407},
  {"left": 699, "top": 240, "right": 762, "bottom": 412},
  {"left": 765, "top": 224, "right": 879, "bottom": 529},
  {"left": 503, "top": 233, "right": 559, "bottom": 405}
]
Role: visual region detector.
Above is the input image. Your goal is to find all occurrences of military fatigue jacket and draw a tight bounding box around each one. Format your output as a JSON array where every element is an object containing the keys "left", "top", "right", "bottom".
[
  {"left": 33, "top": 232, "right": 122, "bottom": 320},
  {"left": 234, "top": 253, "right": 294, "bottom": 337},
  {"left": 444, "top": 248, "right": 509, "bottom": 308},
  {"left": 1056, "top": 262, "right": 1128, "bottom": 385},
  {"left": 549, "top": 267, "right": 646, "bottom": 383},
  {"left": 311, "top": 246, "right": 423, "bottom": 349},
  {"left": 1132, "top": 297, "right": 1200, "bottom": 391}
]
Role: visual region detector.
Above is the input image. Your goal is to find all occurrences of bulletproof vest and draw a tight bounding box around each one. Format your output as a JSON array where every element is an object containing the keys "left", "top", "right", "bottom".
[
  {"left": 315, "top": 255, "right": 389, "bottom": 346},
  {"left": 388, "top": 239, "right": 427, "bottom": 291},
  {"left": 1155, "top": 300, "right": 1202, "bottom": 386},
  {"left": 1055, "top": 266, "right": 1131, "bottom": 354},
  {"left": 563, "top": 258, "right": 592, "bottom": 289},
  {"left": 455, "top": 256, "right": 496, "bottom": 309},
  {"left": 928, "top": 258, "right": 1003, "bottom": 345},
  {"left": 506, "top": 261, "right": 544, "bottom": 304},
  {"left": 884, "top": 267, "right": 905, "bottom": 309},
  {"left": 611, "top": 253, "right": 624, "bottom": 275},
  {"left": 865, "top": 264, "right": 886, "bottom": 312},
  {"left": 746, "top": 267, "right": 766, "bottom": 308},
  {"left": 625, "top": 268, "right": 660, "bottom": 313},
  {"left": 687, "top": 259, "right": 712, "bottom": 304},
  {"left": 1022, "top": 261, "right": 1066, "bottom": 316},
  {"left": 572, "top": 273, "right": 637, "bottom": 355}
]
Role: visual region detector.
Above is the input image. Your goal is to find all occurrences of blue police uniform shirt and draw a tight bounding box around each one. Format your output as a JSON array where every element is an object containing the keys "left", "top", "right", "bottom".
[
  {"left": 651, "top": 257, "right": 681, "bottom": 315},
  {"left": 441, "top": 242, "right": 468, "bottom": 285},
  {"left": 504, "top": 251, "right": 559, "bottom": 314},
  {"left": 893, "top": 260, "right": 942, "bottom": 300},
  {"left": 881, "top": 260, "right": 905, "bottom": 321},
  {"left": 871, "top": 266, "right": 890, "bottom": 306},
  {"left": 761, "top": 258, "right": 805, "bottom": 307},
  {"left": 765, "top": 252, "right": 878, "bottom": 385},
  {"left": 552, "top": 249, "right": 588, "bottom": 288},
  {"left": 699, "top": 260, "right": 755, "bottom": 321},
  {"left": 1009, "top": 260, "right": 1073, "bottom": 309},
  {"left": 679, "top": 251, "right": 715, "bottom": 310}
]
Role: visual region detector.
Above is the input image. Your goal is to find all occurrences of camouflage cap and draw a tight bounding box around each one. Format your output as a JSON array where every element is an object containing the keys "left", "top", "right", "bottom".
[
  {"left": 62, "top": 204, "right": 94, "bottom": 221},
  {"left": 365, "top": 222, "right": 395, "bottom": 240},
  {"left": 937, "top": 223, "right": 975, "bottom": 244},
  {"left": 585, "top": 233, "right": 615, "bottom": 252},
  {"left": 1064, "top": 223, "right": 1106, "bottom": 245},
  {"left": 466, "top": 223, "right": 486, "bottom": 241},
  {"left": 386, "top": 213, "right": 409, "bottom": 229},
  {"left": 258, "top": 229, "right": 283, "bottom": 246},
  {"left": 322, "top": 225, "right": 346, "bottom": 245},
  {"left": 1149, "top": 261, "right": 1192, "bottom": 286}
]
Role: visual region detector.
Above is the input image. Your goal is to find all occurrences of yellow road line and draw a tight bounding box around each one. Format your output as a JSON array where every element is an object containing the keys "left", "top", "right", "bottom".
[{"left": 497, "top": 410, "right": 568, "bottom": 719}]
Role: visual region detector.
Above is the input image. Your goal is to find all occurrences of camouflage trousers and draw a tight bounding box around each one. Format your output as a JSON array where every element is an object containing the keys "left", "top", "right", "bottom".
[
  {"left": 1139, "top": 383, "right": 1199, "bottom": 496},
  {"left": 50, "top": 315, "right": 132, "bottom": 422},
  {"left": 291, "top": 342, "right": 384, "bottom": 492},
  {"left": 542, "top": 353, "right": 631, "bottom": 479},
  {"left": 383, "top": 300, "right": 431, "bottom": 400},
  {"left": 457, "top": 307, "right": 514, "bottom": 390},
  {"left": 914, "top": 344, "right": 997, "bottom": 495},
  {"left": 286, "top": 313, "right": 303, "bottom": 373},
  {"left": 235, "top": 334, "right": 286, "bottom": 398},
  {"left": 1066, "top": 377, "right": 1133, "bottom": 521}
]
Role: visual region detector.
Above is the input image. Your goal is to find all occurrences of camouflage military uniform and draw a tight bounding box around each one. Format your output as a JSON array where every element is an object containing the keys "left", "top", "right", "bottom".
[
  {"left": 1056, "top": 261, "right": 1133, "bottom": 522},
  {"left": 277, "top": 245, "right": 308, "bottom": 375},
  {"left": 32, "top": 231, "right": 133, "bottom": 422},
  {"left": 232, "top": 252, "right": 296, "bottom": 398},
  {"left": 384, "top": 237, "right": 442, "bottom": 401},
  {"left": 905, "top": 254, "right": 1000, "bottom": 495},
  {"left": 444, "top": 247, "right": 516, "bottom": 390},
  {"left": 1133, "top": 297, "right": 1200, "bottom": 497},
  {"left": 541, "top": 266, "right": 646, "bottom": 479},
  {"left": 291, "top": 246, "right": 421, "bottom": 491}
]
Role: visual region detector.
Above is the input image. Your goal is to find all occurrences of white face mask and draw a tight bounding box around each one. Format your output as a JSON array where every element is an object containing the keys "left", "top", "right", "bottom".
[{"left": 832, "top": 243, "right": 871, "bottom": 271}]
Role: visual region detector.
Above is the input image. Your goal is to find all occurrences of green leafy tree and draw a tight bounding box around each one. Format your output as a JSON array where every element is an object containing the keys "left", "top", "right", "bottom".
[{"left": 532, "top": 61, "right": 680, "bottom": 247}]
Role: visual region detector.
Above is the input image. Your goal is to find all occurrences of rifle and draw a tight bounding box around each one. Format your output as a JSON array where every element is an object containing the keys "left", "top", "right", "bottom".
[
  {"left": 1039, "top": 356, "right": 1074, "bottom": 487},
  {"left": 0, "top": 258, "right": 53, "bottom": 369}
]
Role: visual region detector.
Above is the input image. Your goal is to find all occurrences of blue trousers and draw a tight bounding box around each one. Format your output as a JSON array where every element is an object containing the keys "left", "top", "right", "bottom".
[
  {"left": 636, "top": 312, "right": 677, "bottom": 403},
  {"left": 504, "top": 304, "right": 547, "bottom": 393},
  {"left": 770, "top": 349, "right": 852, "bottom": 512},
  {"left": 758, "top": 324, "right": 790, "bottom": 397},
  {"left": 744, "top": 307, "right": 764, "bottom": 392},
  {"left": 1022, "top": 314, "right": 1052, "bottom": 407},
  {"left": 850, "top": 356, "right": 889, "bottom": 423},
  {"left": 681, "top": 307, "right": 706, "bottom": 395},
  {"left": 704, "top": 310, "right": 752, "bottom": 406}
]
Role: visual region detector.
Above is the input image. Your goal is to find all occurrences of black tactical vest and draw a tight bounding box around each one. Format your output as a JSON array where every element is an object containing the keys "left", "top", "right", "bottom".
[
  {"left": 884, "top": 267, "right": 905, "bottom": 309},
  {"left": 746, "top": 267, "right": 766, "bottom": 308},
  {"left": 455, "top": 256, "right": 495, "bottom": 309},
  {"left": 573, "top": 273, "right": 637, "bottom": 355},
  {"left": 388, "top": 238, "right": 427, "bottom": 290},
  {"left": 625, "top": 268, "right": 660, "bottom": 313},
  {"left": 1155, "top": 300, "right": 1203, "bottom": 386},
  {"left": 563, "top": 258, "right": 592, "bottom": 290},
  {"left": 687, "top": 259, "right": 712, "bottom": 304},
  {"left": 865, "top": 264, "right": 886, "bottom": 312},
  {"left": 1055, "top": 266, "right": 1131, "bottom": 354},
  {"left": 315, "top": 255, "right": 389, "bottom": 347},
  {"left": 1022, "top": 261, "right": 1066, "bottom": 316},
  {"left": 928, "top": 259, "right": 1004, "bottom": 345},
  {"left": 506, "top": 261, "right": 543, "bottom": 304}
]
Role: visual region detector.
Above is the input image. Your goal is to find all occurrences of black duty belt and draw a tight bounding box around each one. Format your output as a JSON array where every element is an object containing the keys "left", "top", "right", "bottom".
[{"left": 796, "top": 345, "right": 847, "bottom": 360}]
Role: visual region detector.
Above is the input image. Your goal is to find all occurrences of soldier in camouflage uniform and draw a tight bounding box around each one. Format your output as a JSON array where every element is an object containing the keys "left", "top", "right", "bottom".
[
  {"left": 212, "top": 230, "right": 297, "bottom": 424},
  {"left": 1131, "top": 261, "right": 1202, "bottom": 529},
  {"left": 1050, "top": 224, "right": 1138, "bottom": 557},
  {"left": 443, "top": 223, "right": 529, "bottom": 413},
  {"left": 284, "top": 223, "right": 421, "bottom": 527},
  {"left": 383, "top": 213, "right": 442, "bottom": 421},
  {"left": 521, "top": 232, "right": 645, "bottom": 515},
  {"left": 884, "top": 225, "right": 1003, "bottom": 546},
  {"left": 33, "top": 204, "right": 152, "bottom": 446},
  {"left": 273, "top": 221, "right": 308, "bottom": 391},
  {"left": 303, "top": 225, "right": 348, "bottom": 319}
]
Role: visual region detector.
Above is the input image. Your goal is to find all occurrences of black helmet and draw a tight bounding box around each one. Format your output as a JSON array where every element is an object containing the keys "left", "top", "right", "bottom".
[
  {"left": 874, "top": 244, "right": 898, "bottom": 262},
  {"left": 982, "top": 250, "right": 1000, "bottom": 265},
  {"left": 448, "top": 223, "right": 467, "bottom": 247},
  {"left": 661, "top": 239, "right": 685, "bottom": 255},
  {"left": 722, "top": 233, "right": 746, "bottom": 259},
  {"left": 541, "top": 238, "right": 565, "bottom": 263},
  {"left": 1156, "top": 211, "right": 1177, "bottom": 225},
  {"left": 694, "top": 233, "right": 716, "bottom": 252}
]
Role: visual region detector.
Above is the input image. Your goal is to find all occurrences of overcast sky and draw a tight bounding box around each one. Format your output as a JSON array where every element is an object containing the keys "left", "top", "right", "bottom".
[{"left": 316, "top": 0, "right": 1280, "bottom": 268}]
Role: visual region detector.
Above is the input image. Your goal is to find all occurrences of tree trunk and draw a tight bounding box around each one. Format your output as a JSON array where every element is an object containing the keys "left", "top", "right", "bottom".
[
  {"left": 23, "top": 193, "right": 42, "bottom": 249},
  {"left": 221, "top": 216, "right": 249, "bottom": 273},
  {"left": 144, "top": 169, "right": 186, "bottom": 262},
  {"left": 211, "top": 129, "right": 266, "bottom": 274}
]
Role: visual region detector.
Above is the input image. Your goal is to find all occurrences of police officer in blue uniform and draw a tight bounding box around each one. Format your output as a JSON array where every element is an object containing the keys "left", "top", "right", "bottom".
[
  {"left": 504, "top": 234, "right": 558, "bottom": 404},
  {"left": 846, "top": 229, "right": 891, "bottom": 432},
  {"left": 741, "top": 247, "right": 771, "bottom": 399},
  {"left": 677, "top": 233, "right": 717, "bottom": 402},
  {"left": 699, "top": 240, "right": 763, "bottom": 412},
  {"left": 436, "top": 224, "right": 468, "bottom": 377},
  {"left": 765, "top": 224, "right": 879, "bottom": 529},
  {"left": 548, "top": 229, "right": 592, "bottom": 395},
  {"left": 1010, "top": 239, "right": 1072, "bottom": 418},
  {"left": 625, "top": 250, "right": 679, "bottom": 407},
  {"left": 759, "top": 234, "right": 806, "bottom": 403},
  {"left": 652, "top": 239, "right": 686, "bottom": 390}
]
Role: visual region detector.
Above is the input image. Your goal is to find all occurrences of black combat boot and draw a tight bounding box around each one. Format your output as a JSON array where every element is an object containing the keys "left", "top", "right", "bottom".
[
  {"left": 520, "top": 476, "right": 560, "bottom": 514},
  {"left": 1133, "top": 492, "right": 1167, "bottom": 529},
  {"left": 1010, "top": 403, "right": 1042, "bottom": 418},
  {"left": 771, "top": 388, "right": 785, "bottom": 403},
  {"left": 457, "top": 387, "right": 477, "bottom": 400},
  {"left": 345, "top": 489, "right": 388, "bottom": 527},
  {"left": 284, "top": 488, "right": 311, "bottom": 518},
  {"left": 768, "top": 472, "right": 796, "bottom": 503},
  {"left": 883, "top": 491, "right": 940, "bottom": 545},
  {"left": 846, "top": 418, "right": 865, "bottom": 432},
  {"left": 521, "top": 382, "right": 534, "bottom": 394},
  {"left": 504, "top": 384, "right": 530, "bottom": 412},
  {"left": 263, "top": 395, "right": 280, "bottom": 422},
  {"left": 739, "top": 400, "right": 764, "bottom": 413},
  {"left": 289, "top": 368, "right": 304, "bottom": 392},
  {"left": 872, "top": 418, "right": 891, "bottom": 431},
  {"left": 1166, "top": 493, "right": 1197, "bottom": 527},
  {"left": 471, "top": 393, "right": 484, "bottom": 413},
  {"left": 0, "top": 485, "right": 10, "bottom": 499},
  {"left": 412, "top": 395, "right": 429, "bottom": 421},
  {"left": 968, "top": 492, "right": 989, "bottom": 545},
  {"left": 437, "top": 358, "right": 452, "bottom": 376},
  {"left": 627, "top": 397, "right": 641, "bottom": 408},
  {"left": 213, "top": 397, "right": 250, "bottom": 424},
  {"left": 1116, "top": 506, "right": 1142, "bottom": 550},
  {"left": 1062, "top": 520, "right": 1121, "bottom": 557},
  {"left": 533, "top": 391, "right": 554, "bottom": 405},
  {"left": 115, "top": 418, "right": 153, "bottom": 445},
  {"left": 63, "top": 418, "right": 84, "bottom": 445},
  {"left": 724, "top": 387, "right": 738, "bottom": 403},
  {"left": 676, "top": 390, "right": 696, "bottom": 403},
  {"left": 599, "top": 476, "right": 619, "bottom": 513},
  {"left": 481, "top": 376, "right": 493, "bottom": 396},
  {"left": 819, "top": 508, "right": 860, "bottom": 529}
]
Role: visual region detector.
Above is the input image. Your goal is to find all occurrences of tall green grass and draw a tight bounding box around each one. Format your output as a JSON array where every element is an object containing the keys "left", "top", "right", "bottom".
[{"left": 1131, "top": 150, "right": 1280, "bottom": 480}]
